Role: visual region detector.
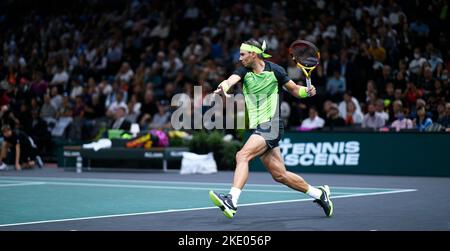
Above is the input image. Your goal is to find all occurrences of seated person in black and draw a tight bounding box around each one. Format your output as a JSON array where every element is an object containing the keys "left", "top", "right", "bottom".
[{"left": 1, "top": 125, "right": 39, "bottom": 170}]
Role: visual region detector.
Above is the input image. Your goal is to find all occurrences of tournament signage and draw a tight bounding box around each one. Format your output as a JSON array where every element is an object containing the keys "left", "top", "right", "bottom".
[
  {"left": 250, "top": 131, "right": 450, "bottom": 177},
  {"left": 280, "top": 139, "right": 360, "bottom": 166}
]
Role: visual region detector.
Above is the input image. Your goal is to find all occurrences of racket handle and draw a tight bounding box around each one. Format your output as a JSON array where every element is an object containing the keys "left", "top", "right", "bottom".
[{"left": 306, "top": 78, "right": 311, "bottom": 89}]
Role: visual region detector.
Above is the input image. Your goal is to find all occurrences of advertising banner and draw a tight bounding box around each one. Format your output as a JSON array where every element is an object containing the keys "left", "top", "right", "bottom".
[{"left": 250, "top": 132, "right": 450, "bottom": 177}]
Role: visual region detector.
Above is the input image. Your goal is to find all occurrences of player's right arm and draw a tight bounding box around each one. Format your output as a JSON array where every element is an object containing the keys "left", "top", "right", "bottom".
[{"left": 214, "top": 74, "right": 241, "bottom": 95}]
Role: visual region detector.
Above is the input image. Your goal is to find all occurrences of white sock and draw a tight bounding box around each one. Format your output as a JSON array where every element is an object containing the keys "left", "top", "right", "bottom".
[
  {"left": 229, "top": 187, "right": 241, "bottom": 206},
  {"left": 306, "top": 185, "right": 323, "bottom": 200}
]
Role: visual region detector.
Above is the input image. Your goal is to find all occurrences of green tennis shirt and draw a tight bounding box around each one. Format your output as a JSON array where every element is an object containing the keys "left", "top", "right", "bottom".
[{"left": 233, "top": 61, "right": 291, "bottom": 128}]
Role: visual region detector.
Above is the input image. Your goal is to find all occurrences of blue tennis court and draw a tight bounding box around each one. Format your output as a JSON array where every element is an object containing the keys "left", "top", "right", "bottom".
[{"left": 0, "top": 170, "right": 431, "bottom": 230}]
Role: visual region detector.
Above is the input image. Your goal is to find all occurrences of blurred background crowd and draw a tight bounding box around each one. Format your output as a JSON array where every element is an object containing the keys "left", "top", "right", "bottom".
[{"left": 0, "top": 0, "right": 448, "bottom": 156}]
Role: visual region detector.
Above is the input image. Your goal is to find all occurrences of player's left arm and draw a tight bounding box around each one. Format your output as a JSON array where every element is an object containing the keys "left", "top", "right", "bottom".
[
  {"left": 273, "top": 63, "right": 316, "bottom": 99},
  {"left": 284, "top": 80, "right": 316, "bottom": 98}
]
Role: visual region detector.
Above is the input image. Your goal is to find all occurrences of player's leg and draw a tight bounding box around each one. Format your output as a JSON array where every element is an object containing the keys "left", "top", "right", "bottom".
[
  {"left": 209, "top": 134, "right": 268, "bottom": 218},
  {"left": 260, "top": 147, "right": 309, "bottom": 192},
  {"left": 260, "top": 147, "right": 334, "bottom": 217},
  {"left": 232, "top": 134, "right": 268, "bottom": 190}
]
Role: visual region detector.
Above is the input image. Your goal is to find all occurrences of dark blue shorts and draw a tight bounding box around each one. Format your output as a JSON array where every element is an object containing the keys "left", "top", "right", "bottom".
[{"left": 251, "top": 119, "right": 284, "bottom": 150}]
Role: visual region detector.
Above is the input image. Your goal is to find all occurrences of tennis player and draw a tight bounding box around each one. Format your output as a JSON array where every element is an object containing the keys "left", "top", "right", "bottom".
[{"left": 209, "top": 39, "right": 333, "bottom": 218}]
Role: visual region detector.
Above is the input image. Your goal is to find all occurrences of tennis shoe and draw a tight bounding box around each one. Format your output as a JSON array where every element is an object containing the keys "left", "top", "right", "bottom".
[
  {"left": 313, "top": 185, "right": 333, "bottom": 217},
  {"left": 209, "top": 191, "right": 237, "bottom": 219}
]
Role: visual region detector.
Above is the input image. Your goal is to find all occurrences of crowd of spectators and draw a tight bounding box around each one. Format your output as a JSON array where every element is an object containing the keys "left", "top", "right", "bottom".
[{"left": 0, "top": 0, "right": 449, "bottom": 156}]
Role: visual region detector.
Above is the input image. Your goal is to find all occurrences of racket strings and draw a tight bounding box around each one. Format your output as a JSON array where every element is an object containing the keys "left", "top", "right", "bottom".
[
  {"left": 301, "top": 57, "right": 319, "bottom": 67},
  {"left": 292, "top": 46, "right": 318, "bottom": 67}
]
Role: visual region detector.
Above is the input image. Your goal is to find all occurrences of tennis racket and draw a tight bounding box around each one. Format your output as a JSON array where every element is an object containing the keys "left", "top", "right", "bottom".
[{"left": 289, "top": 40, "right": 320, "bottom": 89}]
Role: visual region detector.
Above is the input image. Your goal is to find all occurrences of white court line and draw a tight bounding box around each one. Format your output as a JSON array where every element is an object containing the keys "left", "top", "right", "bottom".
[
  {"left": 0, "top": 176, "right": 278, "bottom": 187},
  {"left": 0, "top": 188, "right": 417, "bottom": 228},
  {"left": 0, "top": 176, "right": 414, "bottom": 191},
  {"left": 41, "top": 181, "right": 284, "bottom": 193},
  {"left": 0, "top": 180, "right": 353, "bottom": 195},
  {"left": 0, "top": 182, "right": 46, "bottom": 187}
]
